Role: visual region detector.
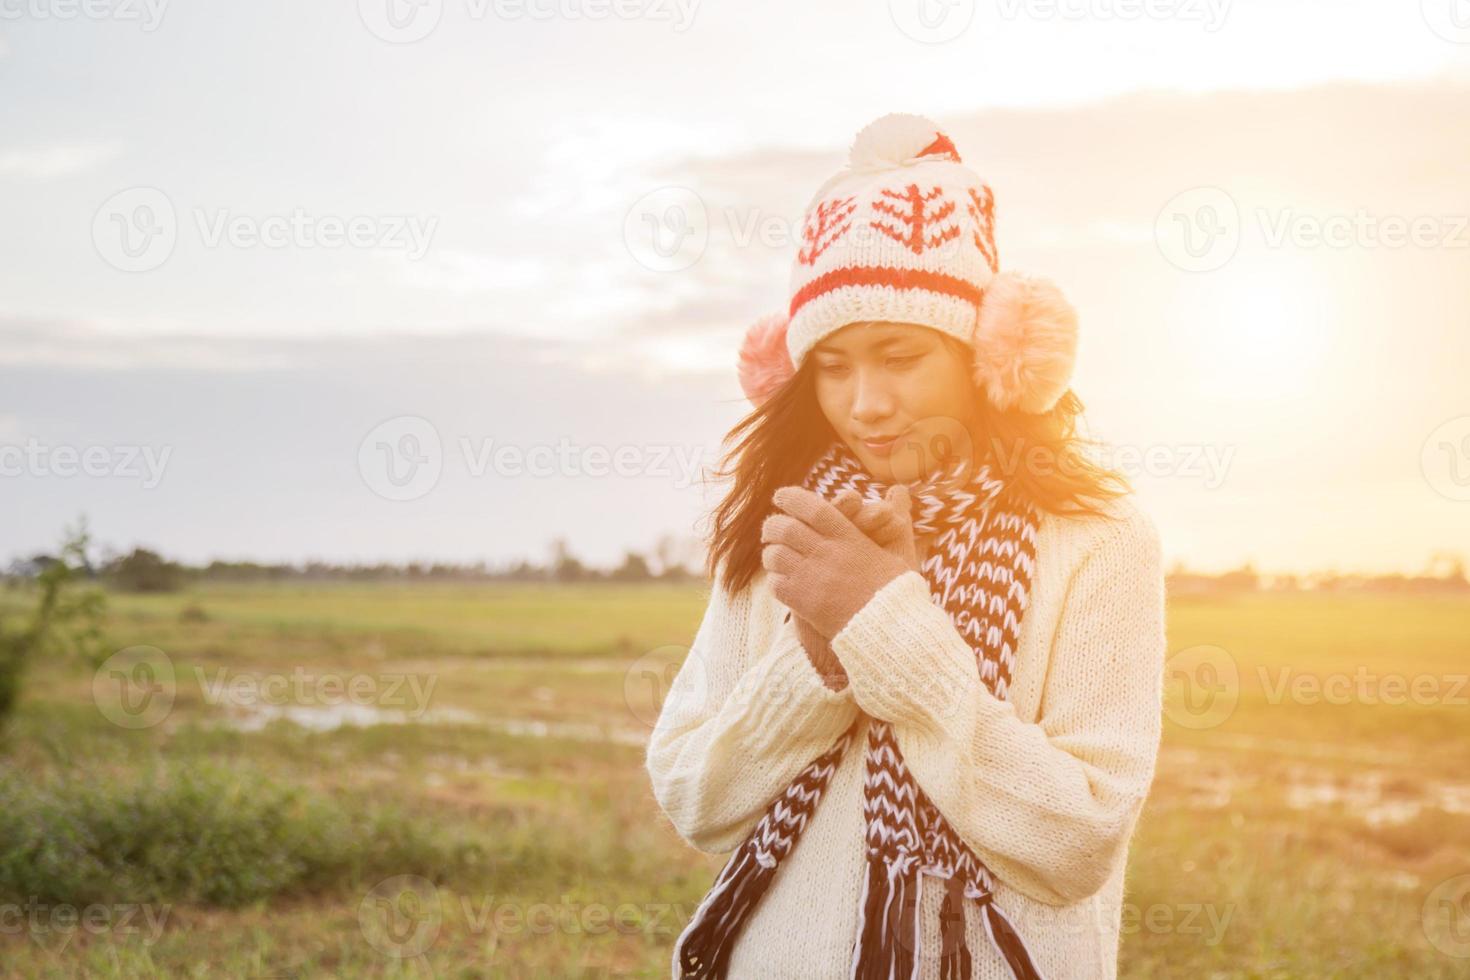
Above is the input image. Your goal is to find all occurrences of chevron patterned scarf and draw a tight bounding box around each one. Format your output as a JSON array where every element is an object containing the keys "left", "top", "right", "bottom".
[{"left": 676, "top": 438, "right": 1046, "bottom": 980}]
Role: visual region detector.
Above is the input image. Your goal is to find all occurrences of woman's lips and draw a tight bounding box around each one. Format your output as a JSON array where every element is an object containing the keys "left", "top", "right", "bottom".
[{"left": 861, "top": 436, "right": 900, "bottom": 457}]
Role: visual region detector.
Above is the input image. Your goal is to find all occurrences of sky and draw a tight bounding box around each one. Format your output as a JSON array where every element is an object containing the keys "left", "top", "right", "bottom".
[{"left": 2, "top": 0, "right": 1468, "bottom": 575}]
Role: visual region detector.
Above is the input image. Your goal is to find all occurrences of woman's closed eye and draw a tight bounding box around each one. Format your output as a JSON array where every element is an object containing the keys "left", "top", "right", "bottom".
[{"left": 818, "top": 354, "right": 921, "bottom": 375}]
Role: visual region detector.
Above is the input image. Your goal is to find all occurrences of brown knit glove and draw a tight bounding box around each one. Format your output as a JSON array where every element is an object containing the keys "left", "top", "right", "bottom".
[
  {"left": 787, "top": 489, "right": 863, "bottom": 690},
  {"left": 761, "top": 483, "right": 920, "bottom": 648}
]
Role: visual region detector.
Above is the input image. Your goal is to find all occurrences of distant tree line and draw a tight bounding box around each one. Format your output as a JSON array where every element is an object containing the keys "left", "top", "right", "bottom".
[
  {"left": 7, "top": 519, "right": 1465, "bottom": 598},
  {"left": 1166, "top": 552, "right": 1469, "bottom": 596},
  {"left": 4, "top": 532, "right": 708, "bottom": 593}
]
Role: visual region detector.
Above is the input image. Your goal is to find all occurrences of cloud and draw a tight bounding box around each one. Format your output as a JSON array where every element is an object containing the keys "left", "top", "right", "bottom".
[
  {"left": 0, "top": 315, "right": 580, "bottom": 377},
  {"left": 10, "top": 79, "right": 1468, "bottom": 380},
  {"left": 0, "top": 142, "right": 124, "bottom": 179},
  {"left": 387, "top": 249, "right": 551, "bottom": 294},
  {"left": 0, "top": 317, "right": 304, "bottom": 372}
]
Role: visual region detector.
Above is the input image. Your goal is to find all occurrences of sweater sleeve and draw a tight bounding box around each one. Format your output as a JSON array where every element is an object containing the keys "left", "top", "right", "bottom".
[
  {"left": 645, "top": 567, "right": 861, "bottom": 854},
  {"left": 829, "top": 510, "right": 1167, "bottom": 906}
]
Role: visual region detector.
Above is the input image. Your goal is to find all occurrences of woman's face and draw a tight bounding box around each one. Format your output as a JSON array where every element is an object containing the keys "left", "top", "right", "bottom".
[{"left": 810, "top": 321, "right": 979, "bottom": 483}]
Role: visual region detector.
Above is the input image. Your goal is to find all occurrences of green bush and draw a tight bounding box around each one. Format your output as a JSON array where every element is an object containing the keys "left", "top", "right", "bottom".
[
  {"left": 177, "top": 602, "right": 210, "bottom": 624},
  {"left": 106, "top": 548, "right": 184, "bottom": 593},
  {"left": 0, "top": 519, "right": 107, "bottom": 734},
  {"left": 0, "top": 625, "right": 24, "bottom": 724},
  {"left": 0, "top": 761, "right": 488, "bottom": 908}
]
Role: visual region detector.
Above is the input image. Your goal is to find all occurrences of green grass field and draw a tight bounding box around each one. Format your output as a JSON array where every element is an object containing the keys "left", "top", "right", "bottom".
[{"left": 1, "top": 582, "right": 1467, "bottom": 978}]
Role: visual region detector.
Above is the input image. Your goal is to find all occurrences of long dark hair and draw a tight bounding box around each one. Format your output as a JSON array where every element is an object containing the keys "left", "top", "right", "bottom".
[{"left": 702, "top": 333, "right": 1133, "bottom": 598}]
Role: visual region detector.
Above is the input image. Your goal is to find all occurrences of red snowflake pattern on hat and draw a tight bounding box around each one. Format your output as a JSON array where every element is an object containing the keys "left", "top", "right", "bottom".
[
  {"left": 796, "top": 194, "right": 856, "bottom": 266},
  {"left": 869, "top": 183, "right": 961, "bottom": 255},
  {"left": 967, "top": 184, "right": 999, "bottom": 273}
]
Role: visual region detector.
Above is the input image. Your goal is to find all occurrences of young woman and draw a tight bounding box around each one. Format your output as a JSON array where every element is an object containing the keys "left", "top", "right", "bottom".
[{"left": 646, "top": 113, "right": 1167, "bottom": 980}]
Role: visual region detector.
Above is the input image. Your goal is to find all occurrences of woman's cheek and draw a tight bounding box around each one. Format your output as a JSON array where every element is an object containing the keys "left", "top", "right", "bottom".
[
  {"left": 898, "top": 368, "right": 940, "bottom": 414},
  {"left": 813, "top": 375, "right": 849, "bottom": 420}
]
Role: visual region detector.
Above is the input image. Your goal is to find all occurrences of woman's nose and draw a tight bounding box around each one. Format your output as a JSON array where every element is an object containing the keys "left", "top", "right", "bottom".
[{"left": 850, "top": 368, "right": 895, "bottom": 422}]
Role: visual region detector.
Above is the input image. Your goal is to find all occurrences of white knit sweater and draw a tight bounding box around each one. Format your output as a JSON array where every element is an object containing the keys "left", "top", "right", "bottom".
[{"left": 645, "top": 493, "right": 1167, "bottom": 979}]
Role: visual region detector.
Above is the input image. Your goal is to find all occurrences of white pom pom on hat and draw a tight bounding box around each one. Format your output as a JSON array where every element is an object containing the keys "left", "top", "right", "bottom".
[
  {"left": 738, "top": 112, "right": 1078, "bottom": 415},
  {"left": 848, "top": 111, "right": 961, "bottom": 170}
]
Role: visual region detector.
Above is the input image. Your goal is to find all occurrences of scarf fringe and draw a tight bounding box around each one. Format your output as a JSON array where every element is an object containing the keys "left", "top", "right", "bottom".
[
  {"left": 979, "top": 896, "right": 1048, "bottom": 980},
  {"left": 851, "top": 854, "right": 919, "bottom": 979},
  {"left": 938, "top": 873, "right": 972, "bottom": 980},
  {"left": 848, "top": 863, "right": 1045, "bottom": 980},
  {"left": 675, "top": 844, "right": 776, "bottom": 979}
]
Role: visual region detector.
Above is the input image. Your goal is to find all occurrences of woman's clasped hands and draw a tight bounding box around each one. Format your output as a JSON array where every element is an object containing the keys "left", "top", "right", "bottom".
[{"left": 760, "top": 483, "right": 921, "bottom": 651}]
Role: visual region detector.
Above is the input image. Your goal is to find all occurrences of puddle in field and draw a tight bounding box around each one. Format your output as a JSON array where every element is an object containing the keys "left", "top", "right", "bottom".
[
  {"left": 223, "top": 702, "right": 482, "bottom": 732},
  {"left": 1277, "top": 765, "right": 1470, "bottom": 826},
  {"left": 1381, "top": 870, "right": 1422, "bottom": 891},
  {"left": 486, "top": 716, "right": 647, "bottom": 748},
  {"left": 1282, "top": 773, "right": 1470, "bottom": 827},
  {"left": 212, "top": 699, "right": 648, "bottom": 747},
  {"left": 392, "top": 657, "right": 627, "bottom": 674},
  {"left": 1157, "top": 746, "right": 1470, "bottom": 827}
]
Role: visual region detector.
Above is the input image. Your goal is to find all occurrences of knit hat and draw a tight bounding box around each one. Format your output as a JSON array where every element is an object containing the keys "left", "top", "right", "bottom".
[{"left": 737, "top": 112, "right": 1079, "bottom": 415}]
